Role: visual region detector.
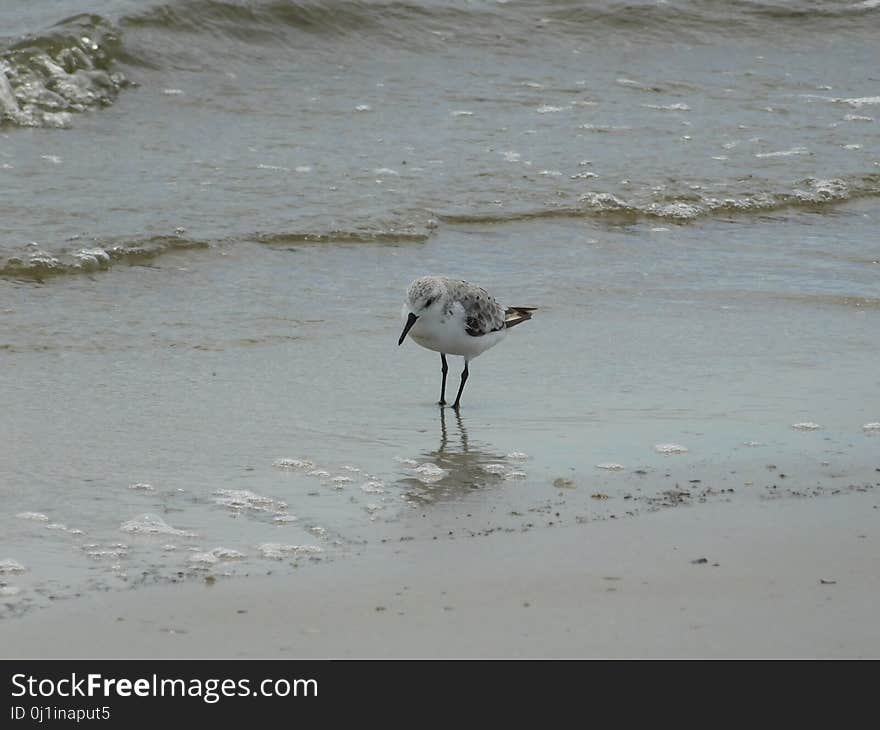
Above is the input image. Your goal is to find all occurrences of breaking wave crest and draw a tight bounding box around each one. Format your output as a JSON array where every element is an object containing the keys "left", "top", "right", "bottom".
[
  {"left": 0, "top": 14, "right": 130, "bottom": 128},
  {"left": 0, "top": 225, "right": 433, "bottom": 281},
  {"left": 438, "top": 175, "right": 880, "bottom": 225},
  {"left": 0, "top": 236, "right": 208, "bottom": 280}
]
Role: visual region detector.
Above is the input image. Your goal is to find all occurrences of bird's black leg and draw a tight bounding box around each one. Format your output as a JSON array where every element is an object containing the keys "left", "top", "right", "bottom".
[
  {"left": 452, "top": 361, "right": 469, "bottom": 411},
  {"left": 439, "top": 353, "right": 448, "bottom": 405}
]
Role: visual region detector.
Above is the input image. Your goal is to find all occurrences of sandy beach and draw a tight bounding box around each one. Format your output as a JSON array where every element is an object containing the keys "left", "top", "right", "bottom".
[
  {"left": 3, "top": 0, "right": 879, "bottom": 661},
  {"left": 3, "top": 480, "right": 878, "bottom": 659}
]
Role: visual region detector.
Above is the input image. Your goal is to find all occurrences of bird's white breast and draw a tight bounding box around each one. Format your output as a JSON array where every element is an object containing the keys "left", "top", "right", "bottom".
[{"left": 405, "top": 301, "right": 506, "bottom": 360}]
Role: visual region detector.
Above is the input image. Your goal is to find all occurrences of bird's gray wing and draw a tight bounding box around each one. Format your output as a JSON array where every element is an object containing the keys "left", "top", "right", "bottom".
[{"left": 451, "top": 282, "right": 506, "bottom": 337}]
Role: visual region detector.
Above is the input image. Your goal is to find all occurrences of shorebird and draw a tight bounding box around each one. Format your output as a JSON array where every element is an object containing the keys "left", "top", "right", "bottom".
[{"left": 397, "top": 276, "right": 535, "bottom": 409}]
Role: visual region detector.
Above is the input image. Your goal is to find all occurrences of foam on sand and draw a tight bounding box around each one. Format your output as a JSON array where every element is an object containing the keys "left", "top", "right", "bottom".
[
  {"left": 212, "top": 489, "right": 287, "bottom": 514},
  {"left": 16, "top": 512, "right": 49, "bottom": 522},
  {"left": 654, "top": 443, "right": 689, "bottom": 454},
  {"left": 0, "top": 559, "right": 26, "bottom": 575},
  {"left": 188, "top": 547, "right": 246, "bottom": 565},
  {"left": 120, "top": 514, "right": 196, "bottom": 537},
  {"left": 413, "top": 463, "right": 447, "bottom": 483},
  {"left": 256, "top": 543, "right": 323, "bottom": 560},
  {"left": 272, "top": 458, "right": 315, "bottom": 471}
]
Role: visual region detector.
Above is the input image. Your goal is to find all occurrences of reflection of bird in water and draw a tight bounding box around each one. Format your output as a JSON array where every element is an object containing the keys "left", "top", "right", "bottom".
[
  {"left": 398, "top": 408, "right": 513, "bottom": 504},
  {"left": 438, "top": 405, "right": 467, "bottom": 454}
]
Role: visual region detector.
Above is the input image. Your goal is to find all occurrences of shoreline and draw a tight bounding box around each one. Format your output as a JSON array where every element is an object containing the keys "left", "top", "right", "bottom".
[{"left": 2, "top": 487, "right": 877, "bottom": 659}]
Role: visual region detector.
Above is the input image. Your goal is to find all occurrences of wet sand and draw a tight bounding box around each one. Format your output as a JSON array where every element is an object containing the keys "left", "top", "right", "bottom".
[
  {"left": 3, "top": 485, "right": 878, "bottom": 659},
  {"left": 3, "top": 212, "right": 880, "bottom": 649}
]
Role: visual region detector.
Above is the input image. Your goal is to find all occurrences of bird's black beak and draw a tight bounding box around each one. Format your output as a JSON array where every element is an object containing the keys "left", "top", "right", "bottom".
[{"left": 398, "top": 312, "right": 418, "bottom": 345}]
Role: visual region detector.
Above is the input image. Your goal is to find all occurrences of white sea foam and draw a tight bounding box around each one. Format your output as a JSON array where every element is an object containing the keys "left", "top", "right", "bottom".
[
  {"left": 414, "top": 463, "right": 447, "bottom": 482},
  {"left": 83, "top": 543, "right": 128, "bottom": 560},
  {"left": 189, "top": 547, "right": 246, "bottom": 565},
  {"left": 257, "top": 543, "right": 323, "bottom": 560},
  {"left": 361, "top": 480, "right": 386, "bottom": 494},
  {"left": 654, "top": 443, "right": 689, "bottom": 454},
  {"left": 578, "top": 124, "right": 631, "bottom": 133},
  {"left": 0, "top": 559, "right": 26, "bottom": 575},
  {"left": 273, "top": 458, "right": 315, "bottom": 470},
  {"left": 272, "top": 514, "right": 298, "bottom": 524},
  {"left": 128, "top": 482, "right": 155, "bottom": 491},
  {"left": 16, "top": 512, "right": 49, "bottom": 522},
  {"left": 74, "top": 248, "right": 111, "bottom": 270},
  {"left": 642, "top": 103, "right": 690, "bottom": 111},
  {"left": 839, "top": 96, "right": 880, "bottom": 108},
  {"left": 647, "top": 201, "right": 702, "bottom": 219},
  {"left": 213, "top": 489, "right": 287, "bottom": 514},
  {"left": 755, "top": 147, "right": 809, "bottom": 158},
  {"left": 119, "top": 514, "right": 196, "bottom": 537}
]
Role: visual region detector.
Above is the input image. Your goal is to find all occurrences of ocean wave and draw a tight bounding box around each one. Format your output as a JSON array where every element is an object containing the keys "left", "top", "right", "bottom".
[
  {"left": 3, "top": 1, "right": 872, "bottom": 110},
  {"left": 118, "top": 0, "right": 489, "bottom": 50},
  {"left": 252, "top": 228, "right": 432, "bottom": 245},
  {"left": 112, "top": 0, "right": 880, "bottom": 54},
  {"left": 437, "top": 175, "right": 880, "bottom": 225},
  {"left": 0, "top": 225, "right": 432, "bottom": 281},
  {"left": 0, "top": 14, "right": 130, "bottom": 128},
  {"left": 0, "top": 236, "right": 209, "bottom": 281},
  {"left": 542, "top": 0, "right": 880, "bottom": 40}
]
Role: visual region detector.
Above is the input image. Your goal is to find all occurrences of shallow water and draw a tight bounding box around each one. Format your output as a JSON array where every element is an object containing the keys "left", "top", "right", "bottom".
[
  {"left": 2, "top": 0, "right": 879, "bottom": 618},
  {"left": 3, "top": 209, "right": 879, "bottom": 616}
]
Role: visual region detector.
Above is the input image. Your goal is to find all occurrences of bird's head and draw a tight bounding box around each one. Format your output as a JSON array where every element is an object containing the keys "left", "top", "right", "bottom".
[{"left": 398, "top": 276, "right": 444, "bottom": 345}]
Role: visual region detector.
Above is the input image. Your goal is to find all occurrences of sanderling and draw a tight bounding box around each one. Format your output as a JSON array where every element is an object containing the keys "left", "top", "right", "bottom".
[{"left": 397, "top": 276, "right": 536, "bottom": 409}]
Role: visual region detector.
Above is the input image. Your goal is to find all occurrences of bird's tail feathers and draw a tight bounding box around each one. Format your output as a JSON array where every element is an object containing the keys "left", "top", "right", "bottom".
[{"left": 504, "top": 306, "right": 537, "bottom": 329}]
